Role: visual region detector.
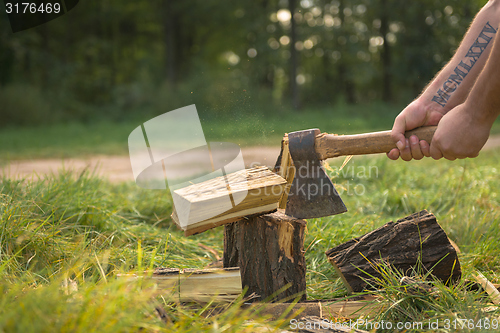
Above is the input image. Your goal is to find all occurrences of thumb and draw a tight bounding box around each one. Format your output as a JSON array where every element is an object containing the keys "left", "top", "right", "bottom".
[
  {"left": 429, "top": 141, "right": 444, "bottom": 160},
  {"left": 391, "top": 115, "right": 407, "bottom": 151}
]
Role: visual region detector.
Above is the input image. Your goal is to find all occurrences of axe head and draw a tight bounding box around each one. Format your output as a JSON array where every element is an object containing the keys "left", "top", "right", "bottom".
[{"left": 283, "top": 129, "right": 347, "bottom": 219}]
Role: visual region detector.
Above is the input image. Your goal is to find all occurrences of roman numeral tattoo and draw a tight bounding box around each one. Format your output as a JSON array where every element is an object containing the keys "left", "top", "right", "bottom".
[{"left": 432, "top": 22, "right": 497, "bottom": 107}]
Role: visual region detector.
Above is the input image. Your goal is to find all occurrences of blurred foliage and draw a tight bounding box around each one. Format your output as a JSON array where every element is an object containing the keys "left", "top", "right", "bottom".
[{"left": 0, "top": 0, "right": 485, "bottom": 126}]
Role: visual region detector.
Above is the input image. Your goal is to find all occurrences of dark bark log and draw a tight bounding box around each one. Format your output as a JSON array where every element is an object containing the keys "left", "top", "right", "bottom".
[
  {"left": 326, "top": 210, "right": 461, "bottom": 292},
  {"left": 223, "top": 209, "right": 307, "bottom": 302}
]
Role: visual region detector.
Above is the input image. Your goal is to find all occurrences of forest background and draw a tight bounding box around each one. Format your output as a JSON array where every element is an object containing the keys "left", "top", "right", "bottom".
[{"left": 0, "top": 0, "right": 485, "bottom": 128}]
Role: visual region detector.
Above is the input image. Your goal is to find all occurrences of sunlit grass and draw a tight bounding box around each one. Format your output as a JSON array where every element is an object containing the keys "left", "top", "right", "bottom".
[
  {"left": 1, "top": 143, "right": 500, "bottom": 330},
  {"left": 360, "top": 260, "right": 500, "bottom": 332}
]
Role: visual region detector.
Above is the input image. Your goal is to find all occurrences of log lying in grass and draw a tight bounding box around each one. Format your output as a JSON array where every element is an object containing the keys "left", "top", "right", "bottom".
[
  {"left": 325, "top": 210, "right": 461, "bottom": 293},
  {"left": 223, "top": 209, "right": 307, "bottom": 302},
  {"left": 171, "top": 166, "right": 287, "bottom": 236},
  {"left": 250, "top": 295, "right": 383, "bottom": 321},
  {"left": 118, "top": 267, "right": 242, "bottom": 303}
]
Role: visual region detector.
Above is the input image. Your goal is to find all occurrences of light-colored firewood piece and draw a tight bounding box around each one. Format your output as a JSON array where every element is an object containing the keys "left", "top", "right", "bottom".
[
  {"left": 119, "top": 267, "right": 242, "bottom": 303},
  {"left": 171, "top": 166, "right": 286, "bottom": 236},
  {"left": 274, "top": 134, "right": 296, "bottom": 209},
  {"left": 474, "top": 271, "right": 500, "bottom": 305}
]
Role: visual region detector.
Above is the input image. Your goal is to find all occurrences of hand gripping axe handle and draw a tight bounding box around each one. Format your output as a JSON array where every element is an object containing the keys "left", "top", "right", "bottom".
[{"left": 278, "top": 126, "right": 436, "bottom": 219}]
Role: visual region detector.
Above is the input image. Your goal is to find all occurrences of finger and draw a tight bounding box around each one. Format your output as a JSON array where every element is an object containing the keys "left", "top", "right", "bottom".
[
  {"left": 429, "top": 144, "right": 443, "bottom": 160},
  {"left": 442, "top": 151, "right": 457, "bottom": 161},
  {"left": 391, "top": 115, "right": 407, "bottom": 151},
  {"left": 409, "top": 135, "right": 424, "bottom": 160},
  {"left": 387, "top": 149, "right": 400, "bottom": 160},
  {"left": 419, "top": 140, "right": 431, "bottom": 157},
  {"left": 444, "top": 155, "right": 457, "bottom": 161},
  {"left": 399, "top": 138, "right": 413, "bottom": 161}
]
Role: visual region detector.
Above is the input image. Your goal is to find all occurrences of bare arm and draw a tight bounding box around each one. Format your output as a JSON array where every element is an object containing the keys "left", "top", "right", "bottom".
[
  {"left": 464, "top": 23, "right": 500, "bottom": 125},
  {"left": 429, "top": 20, "right": 500, "bottom": 160},
  {"left": 422, "top": 1, "right": 500, "bottom": 110},
  {"left": 389, "top": 0, "right": 500, "bottom": 161}
]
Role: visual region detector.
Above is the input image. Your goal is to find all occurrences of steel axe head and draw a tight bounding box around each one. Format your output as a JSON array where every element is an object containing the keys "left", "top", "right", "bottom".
[{"left": 281, "top": 129, "right": 347, "bottom": 219}]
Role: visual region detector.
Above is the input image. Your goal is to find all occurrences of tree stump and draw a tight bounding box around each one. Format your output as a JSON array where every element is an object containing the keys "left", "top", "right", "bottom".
[
  {"left": 223, "top": 209, "right": 307, "bottom": 302},
  {"left": 325, "top": 210, "right": 461, "bottom": 292}
]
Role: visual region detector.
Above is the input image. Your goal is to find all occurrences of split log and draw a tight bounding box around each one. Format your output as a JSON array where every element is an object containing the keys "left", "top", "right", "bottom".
[
  {"left": 171, "top": 166, "right": 286, "bottom": 236},
  {"left": 223, "top": 209, "right": 307, "bottom": 302},
  {"left": 326, "top": 210, "right": 461, "bottom": 292},
  {"left": 273, "top": 133, "right": 295, "bottom": 209},
  {"left": 118, "top": 267, "right": 242, "bottom": 303}
]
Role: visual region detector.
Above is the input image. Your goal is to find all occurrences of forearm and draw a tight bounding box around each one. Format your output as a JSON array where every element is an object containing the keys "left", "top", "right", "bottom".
[
  {"left": 418, "top": 0, "right": 500, "bottom": 113},
  {"left": 464, "top": 22, "right": 500, "bottom": 127}
]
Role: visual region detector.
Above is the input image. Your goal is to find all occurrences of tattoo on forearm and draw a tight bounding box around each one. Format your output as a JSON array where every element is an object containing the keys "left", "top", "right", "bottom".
[{"left": 432, "top": 22, "right": 498, "bottom": 107}]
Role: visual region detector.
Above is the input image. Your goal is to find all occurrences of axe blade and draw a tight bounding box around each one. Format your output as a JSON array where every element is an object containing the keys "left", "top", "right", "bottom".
[{"left": 285, "top": 129, "right": 347, "bottom": 219}]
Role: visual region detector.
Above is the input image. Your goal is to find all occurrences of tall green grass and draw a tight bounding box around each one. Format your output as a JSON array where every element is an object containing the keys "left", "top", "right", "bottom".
[
  {"left": 1, "top": 148, "right": 500, "bottom": 331},
  {"left": 0, "top": 171, "right": 282, "bottom": 332}
]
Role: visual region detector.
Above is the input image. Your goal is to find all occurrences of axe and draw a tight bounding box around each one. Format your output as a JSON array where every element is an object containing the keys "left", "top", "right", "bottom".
[{"left": 274, "top": 126, "right": 436, "bottom": 219}]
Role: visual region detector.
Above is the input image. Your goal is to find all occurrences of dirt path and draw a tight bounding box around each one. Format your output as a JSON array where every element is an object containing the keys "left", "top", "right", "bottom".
[
  {"left": 3, "top": 135, "right": 500, "bottom": 183},
  {"left": 1, "top": 146, "right": 282, "bottom": 183}
]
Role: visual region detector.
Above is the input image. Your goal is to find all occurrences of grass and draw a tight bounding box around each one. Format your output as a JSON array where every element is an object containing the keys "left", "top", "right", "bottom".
[
  {"left": 1, "top": 105, "right": 500, "bottom": 331},
  {"left": 1, "top": 145, "right": 500, "bottom": 331},
  {"left": 0, "top": 170, "right": 295, "bottom": 332},
  {"left": 2, "top": 102, "right": 500, "bottom": 161},
  {"left": 0, "top": 102, "right": 416, "bottom": 160},
  {"left": 360, "top": 260, "right": 499, "bottom": 332}
]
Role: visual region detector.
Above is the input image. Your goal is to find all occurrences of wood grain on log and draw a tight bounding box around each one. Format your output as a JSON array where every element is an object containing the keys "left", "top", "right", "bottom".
[
  {"left": 223, "top": 209, "right": 307, "bottom": 302},
  {"left": 326, "top": 210, "right": 461, "bottom": 292}
]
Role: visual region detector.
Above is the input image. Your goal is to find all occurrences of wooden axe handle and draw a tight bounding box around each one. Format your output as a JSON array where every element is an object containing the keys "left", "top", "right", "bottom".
[{"left": 315, "top": 126, "right": 437, "bottom": 160}]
